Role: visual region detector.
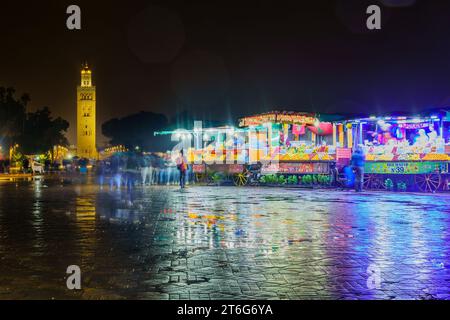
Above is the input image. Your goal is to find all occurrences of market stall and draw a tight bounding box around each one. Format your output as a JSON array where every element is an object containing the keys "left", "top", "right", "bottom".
[
  {"left": 154, "top": 111, "right": 356, "bottom": 186},
  {"left": 341, "top": 110, "right": 450, "bottom": 192},
  {"left": 155, "top": 125, "right": 253, "bottom": 186},
  {"left": 238, "top": 111, "right": 343, "bottom": 186}
]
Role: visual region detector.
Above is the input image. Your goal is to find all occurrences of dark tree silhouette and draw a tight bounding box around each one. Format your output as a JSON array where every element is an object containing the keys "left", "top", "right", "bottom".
[
  {"left": 102, "top": 111, "right": 170, "bottom": 151},
  {"left": 1, "top": 87, "right": 69, "bottom": 161},
  {"left": 0, "top": 87, "right": 28, "bottom": 151},
  {"left": 102, "top": 110, "right": 230, "bottom": 152},
  {"left": 19, "top": 107, "right": 69, "bottom": 160}
]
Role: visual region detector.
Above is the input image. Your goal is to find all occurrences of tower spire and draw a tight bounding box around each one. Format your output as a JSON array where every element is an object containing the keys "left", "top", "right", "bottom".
[{"left": 80, "top": 62, "right": 92, "bottom": 87}]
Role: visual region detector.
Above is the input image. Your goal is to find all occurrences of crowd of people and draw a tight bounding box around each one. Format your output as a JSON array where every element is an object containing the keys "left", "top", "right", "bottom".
[
  {"left": 2, "top": 149, "right": 366, "bottom": 192},
  {"left": 95, "top": 151, "right": 192, "bottom": 190}
]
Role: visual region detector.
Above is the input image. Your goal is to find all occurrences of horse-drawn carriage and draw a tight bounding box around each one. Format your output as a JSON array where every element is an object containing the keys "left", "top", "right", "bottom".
[{"left": 30, "top": 159, "right": 45, "bottom": 174}]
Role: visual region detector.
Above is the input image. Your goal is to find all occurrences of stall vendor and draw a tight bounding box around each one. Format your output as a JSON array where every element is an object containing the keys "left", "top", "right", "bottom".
[
  {"left": 370, "top": 132, "right": 382, "bottom": 145},
  {"left": 428, "top": 124, "right": 438, "bottom": 142},
  {"left": 415, "top": 129, "right": 429, "bottom": 146},
  {"left": 383, "top": 131, "right": 397, "bottom": 145},
  {"left": 318, "top": 140, "right": 328, "bottom": 153}
]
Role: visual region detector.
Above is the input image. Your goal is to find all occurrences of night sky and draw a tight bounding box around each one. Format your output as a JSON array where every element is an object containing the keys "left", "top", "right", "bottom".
[{"left": 2, "top": 0, "right": 450, "bottom": 145}]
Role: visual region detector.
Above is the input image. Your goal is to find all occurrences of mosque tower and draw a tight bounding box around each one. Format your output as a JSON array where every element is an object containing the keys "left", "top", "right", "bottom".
[{"left": 76, "top": 63, "right": 97, "bottom": 159}]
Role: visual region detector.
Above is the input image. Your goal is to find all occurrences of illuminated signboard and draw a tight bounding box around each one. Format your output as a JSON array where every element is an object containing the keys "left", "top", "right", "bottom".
[
  {"left": 204, "top": 164, "right": 244, "bottom": 174},
  {"left": 227, "top": 164, "right": 245, "bottom": 174},
  {"left": 336, "top": 148, "right": 352, "bottom": 166},
  {"left": 364, "top": 161, "right": 447, "bottom": 174},
  {"left": 192, "top": 164, "right": 206, "bottom": 173},
  {"left": 261, "top": 162, "right": 330, "bottom": 174},
  {"left": 397, "top": 122, "right": 430, "bottom": 129},
  {"left": 444, "top": 111, "right": 450, "bottom": 121},
  {"left": 239, "top": 112, "right": 317, "bottom": 127},
  {"left": 336, "top": 148, "right": 352, "bottom": 160}
]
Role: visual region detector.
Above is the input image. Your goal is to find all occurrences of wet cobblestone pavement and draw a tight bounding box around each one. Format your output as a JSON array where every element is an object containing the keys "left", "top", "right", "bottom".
[{"left": 1, "top": 178, "right": 450, "bottom": 300}]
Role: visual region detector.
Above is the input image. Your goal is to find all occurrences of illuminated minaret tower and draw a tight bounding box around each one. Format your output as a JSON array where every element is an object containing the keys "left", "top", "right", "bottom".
[{"left": 77, "top": 63, "right": 97, "bottom": 159}]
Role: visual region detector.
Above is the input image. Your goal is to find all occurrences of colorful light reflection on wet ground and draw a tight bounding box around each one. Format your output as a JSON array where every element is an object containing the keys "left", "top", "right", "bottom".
[{"left": 1, "top": 178, "right": 450, "bottom": 300}]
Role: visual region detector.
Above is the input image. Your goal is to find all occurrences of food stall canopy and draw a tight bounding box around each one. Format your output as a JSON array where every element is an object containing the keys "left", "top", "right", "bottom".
[
  {"left": 154, "top": 126, "right": 245, "bottom": 136},
  {"left": 239, "top": 111, "right": 317, "bottom": 127},
  {"left": 338, "top": 108, "right": 449, "bottom": 124}
]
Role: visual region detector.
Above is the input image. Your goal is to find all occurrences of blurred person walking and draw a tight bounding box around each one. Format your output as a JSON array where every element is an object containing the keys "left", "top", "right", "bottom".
[
  {"left": 176, "top": 150, "right": 188, "bottom": 189},
  {"left": 351, "top": 146, "right": 366, "bottom": 192}
]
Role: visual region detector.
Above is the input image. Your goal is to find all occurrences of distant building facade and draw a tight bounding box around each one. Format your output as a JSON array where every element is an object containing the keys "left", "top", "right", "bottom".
[{"left": 77, "top": 63, "right": 97, "bottom": 159}]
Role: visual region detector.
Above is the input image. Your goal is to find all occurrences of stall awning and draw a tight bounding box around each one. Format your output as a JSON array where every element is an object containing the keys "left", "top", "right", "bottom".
[{"left": 239, "top": 111, "right": 317, "bottom": 127}]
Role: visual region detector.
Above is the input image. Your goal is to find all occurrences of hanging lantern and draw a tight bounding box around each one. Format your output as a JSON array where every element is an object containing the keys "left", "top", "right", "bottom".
[{"left": 307, "top": 122, "right": 333, "bottom": 136}]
